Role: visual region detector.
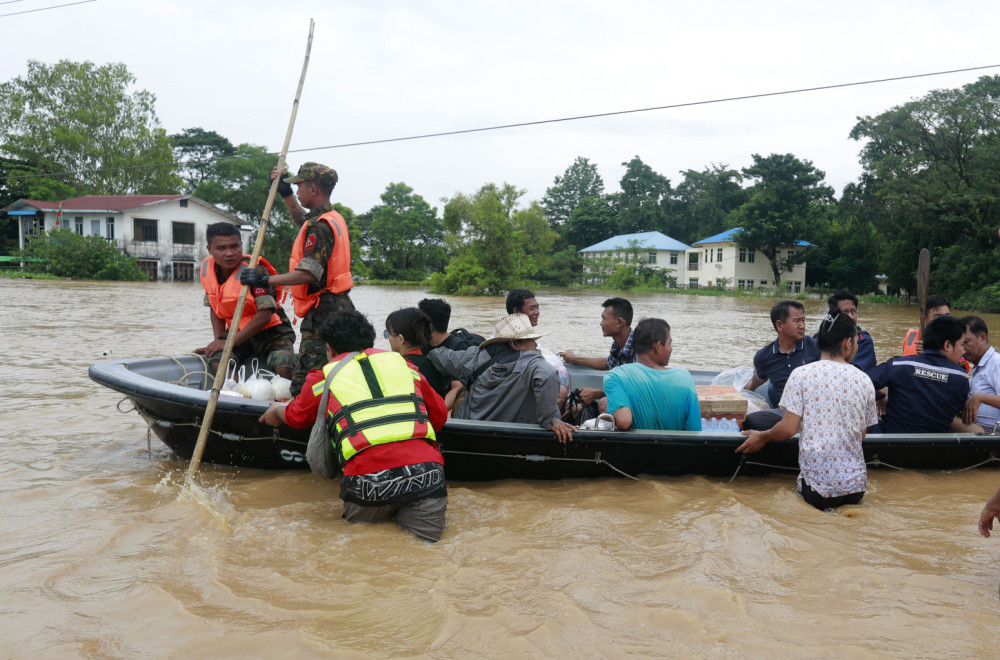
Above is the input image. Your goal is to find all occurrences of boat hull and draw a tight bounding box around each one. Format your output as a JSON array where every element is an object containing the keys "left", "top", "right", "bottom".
[{"left": 89, "top": 356, "right": 1000, "bottom": 479}]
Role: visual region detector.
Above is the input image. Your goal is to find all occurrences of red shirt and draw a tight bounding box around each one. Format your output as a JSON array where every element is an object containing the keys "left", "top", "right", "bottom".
[{"left": 283, "top": 349, "right": 447, "bottom": 476}]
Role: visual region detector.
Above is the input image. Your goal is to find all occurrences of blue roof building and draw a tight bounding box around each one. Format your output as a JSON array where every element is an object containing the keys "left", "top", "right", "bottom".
[
  {"left": 579, "top": 231, "right": 690, "bottom": 287},
  {"left": 688, "top": 227, "right": 809, "bottom": 292}
]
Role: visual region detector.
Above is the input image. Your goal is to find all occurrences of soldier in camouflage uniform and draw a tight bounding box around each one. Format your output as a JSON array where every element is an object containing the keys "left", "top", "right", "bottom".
[{"left": 241, "top": 162, "right": 355, "bottom": 395}]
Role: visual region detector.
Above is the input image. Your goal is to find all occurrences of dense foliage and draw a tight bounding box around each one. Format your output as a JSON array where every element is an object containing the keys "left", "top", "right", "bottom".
[{"left": 18, "top": 228, "right": 148, "bottom": 280}]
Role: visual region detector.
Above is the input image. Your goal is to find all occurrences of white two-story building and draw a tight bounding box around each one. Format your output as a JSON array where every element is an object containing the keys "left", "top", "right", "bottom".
[
  {"left": 3, "top": 195, "right": 248, "bottom": 281},
  {"left": 580, "top": 231, "right": 691, "bottom": 285},
  {"left": 687, "top": 228, "right": 810, "bottom": 291}
]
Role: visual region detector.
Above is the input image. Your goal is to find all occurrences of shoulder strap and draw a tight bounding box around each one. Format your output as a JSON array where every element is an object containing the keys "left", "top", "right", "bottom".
[{"left": 309, "top": 351, "right": 360, "bottom": 471}]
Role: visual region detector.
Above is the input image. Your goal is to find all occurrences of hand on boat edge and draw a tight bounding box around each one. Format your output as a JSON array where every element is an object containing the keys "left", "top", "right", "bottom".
[
  {"left": 551, "top": 419, "right": 575, "bottom": 444},
  {"left": 735, "top": 430, "right": 766, "bottom": 454}
]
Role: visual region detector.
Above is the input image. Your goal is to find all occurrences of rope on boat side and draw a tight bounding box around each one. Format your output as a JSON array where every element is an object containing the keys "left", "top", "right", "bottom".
[
  {"left": 133, "top": 408, "right": 306, "bottom": 445},
  {"left": 443, "top": 448, "right": 639, "bottom": 480}
]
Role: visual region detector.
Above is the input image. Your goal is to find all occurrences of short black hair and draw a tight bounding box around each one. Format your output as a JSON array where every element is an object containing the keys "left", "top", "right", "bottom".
[
  {"left": 386, "top": 307, "right": 432, "bottom": 347},
  {"left": 923, "top": 315, "right": 965, "bottom": 351},
  {"left": 828, "top": 289, "right": 858, "bottom": 314},
  {"left": 770, "top": 300, "right": 804, "bottom": 330},
  {"left": 418, "top": 298, "right": 451, "bottom": 333},
  {"left": 924, "top": 295, "right": 951, "bottom": 318},
  {"left": 506, "top": 289, "right": 535, "bottom": 314},
  {"left": 320, "top": 310, "right": 376, "bottom": 354},
  {"left": 816, "top": 313, "right": 857, "bottom": 356},
  {"left": 602, "top": 297, "right": 633, "bottom": 326},
  {"left": 961, "top": 315, "right": 989, "bottom": 338},
  {"left": 206, "top": 222, "right": 241, "bottom": 244},
  {"left": 633, "top": 317, "right": 669, "bottom": 354}
]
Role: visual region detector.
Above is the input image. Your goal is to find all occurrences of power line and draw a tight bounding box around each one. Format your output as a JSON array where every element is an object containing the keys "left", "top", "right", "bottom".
[
  {"left": 3, "top": 63, "right": 1000, "bottom": 183},
  {"left": 0, "top": 0, "right": 95, "bottom": 18}
]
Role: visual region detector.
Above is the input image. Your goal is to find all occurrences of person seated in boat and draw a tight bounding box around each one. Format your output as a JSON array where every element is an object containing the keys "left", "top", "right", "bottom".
[
  {"left": 867, "top": 315, "right": 969, "bottom": 434},
  {"left": 822, "top": 289, "right": 876, "bottom": 371},
  {"left": 258, "top": 310, "right": 448, "bottom": 542},
  {"left": 384, "top": 307, "right": 450, "bottom": 400},
  {"left": 902, "top": 295, "right": 952, "bottom": 356},
  {"left": 742, "top": 300, "right": 820, "bottom": 431},
  {"left": 736, "top": 313, "right": 878, "bottom": 511},
  {"left": 602, "top": 318, "right": 701, "bottom": 431},
  {"left": 558, "top": 297, "right": 636, "bottom": 411},
  {"left": 418, "top": 298, "right": 484, "bottom": 350},
  {"left": 957, "top": 316, "right": 1000, "bottom": 433},
  {"left": 506, "top": 288, "right": 569, "bottom": 403},
  {"left": 194, "top": 222, "right": 295, "bottom": 380},
  {"left": 427, "top": 313, "right": 576, "bottom": 443}
]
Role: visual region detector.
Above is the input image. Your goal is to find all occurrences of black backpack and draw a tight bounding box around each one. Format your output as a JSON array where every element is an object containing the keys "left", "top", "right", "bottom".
[{"left": 448, "top": 327, "right": 485, "bottom": 350}]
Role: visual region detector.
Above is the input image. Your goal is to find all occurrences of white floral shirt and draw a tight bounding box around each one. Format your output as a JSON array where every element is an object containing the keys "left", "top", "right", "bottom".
[{"left": 778, "top": 359, "right": 879, "bottom": 498}]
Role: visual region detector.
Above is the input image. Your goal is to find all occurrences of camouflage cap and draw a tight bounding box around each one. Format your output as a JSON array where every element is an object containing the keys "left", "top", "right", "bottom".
[{"left": 283, "top": 162, "right": 338, "bottom": 188}]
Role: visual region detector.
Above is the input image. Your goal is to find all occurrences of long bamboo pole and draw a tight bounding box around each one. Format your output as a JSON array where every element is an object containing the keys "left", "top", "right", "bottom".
[{"left": 186, "top": 19, "right": 315, "bottom": 480}]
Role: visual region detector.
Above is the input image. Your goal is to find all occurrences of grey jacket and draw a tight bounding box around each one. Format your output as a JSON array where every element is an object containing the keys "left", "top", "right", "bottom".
[{"left": 429, "top": 345, "right": 561, "bottom": 429}]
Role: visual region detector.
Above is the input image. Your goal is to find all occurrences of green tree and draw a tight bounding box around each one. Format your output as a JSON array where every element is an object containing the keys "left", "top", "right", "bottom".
[
  {"left": 671, "top": 164, "right": 747, "bottom": 243},
  {"left": 18, "top": 227, "right": 148, "bottom": 280},
  {"left": 512, "top": 201, "right": 559, "bottom": 279},
  {"left": 431, "top": 183, "right": 532, "bottom": 295},
  {"left": 0, "top": 60, "right": 180, "bottom": 195},
  {"left": 560, "top": 194, "right": 618, "bottom": 250},
  {"left": 170, "top": 127, "right": 236, "bottom": 191},
  {"left": 358, "top": 182, "right": 445, "bottom": 281},
  {"left": 734, "top": 153, "right": 834, "bottom": 286},
  {"left": 615, "top": 156, "right": 673, "bottom": 235},
  {"left": 850, "top": 75, "right": 1000, "bottom": 306},
  {"left": 542, "top": 156, "right": 605, "bottom": 228}
]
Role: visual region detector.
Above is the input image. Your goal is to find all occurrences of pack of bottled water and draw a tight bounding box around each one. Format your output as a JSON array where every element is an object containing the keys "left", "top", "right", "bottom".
[{"left": 701, "top": 417, "right": 741, "bottom": 432}]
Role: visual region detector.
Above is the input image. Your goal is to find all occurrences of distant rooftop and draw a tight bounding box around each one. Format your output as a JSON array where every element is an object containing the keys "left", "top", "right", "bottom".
[
  {"left": 692, "top": 227, "right": 811, "bottom": 247},
  {"left": 581, "top": 231, "right": 690, "bottom": 253},
  {"left": 15, "top": 195, "right": 188, "bottom": 213}
]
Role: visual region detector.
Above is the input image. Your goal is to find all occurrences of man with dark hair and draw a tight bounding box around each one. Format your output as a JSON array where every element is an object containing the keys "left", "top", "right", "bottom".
[
  {"left": 868, "top": 315, "right": 970, "bottom": 433},
  {"left": 960, "top": 315, "right": 1000, "bottom": 432},
  {"left": 418, "top": 297, "right": 483, "bottom": 350},
  {"left": 559, "top": 297, "right": 637, "bottom": 409},
  {"left": 505, "top": 289, "right": 539, "bottom": 325},
  {"left": 259, "top": 310, "right": 448, "bottom": 542},
  {"left": 902, "top": 294, "right": 951, "bottom": 356},
  {"left": 244, "top": 162, "right": 356, "bottom": 396},
  {"left": 602, "top": 318, "right": 700, "bottom": 431},
  {"left": 194, "top": 222, "right": 295, "bottom": 379},
  {"left": 742, "top": 300, "right": 821, "bottom": 431},
  {"left": 827, "top": 289, "right": 876, "bottom": 371}
]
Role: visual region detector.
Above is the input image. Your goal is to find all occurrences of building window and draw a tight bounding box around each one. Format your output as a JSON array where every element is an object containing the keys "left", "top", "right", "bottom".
[
  {"left": 737, "top": 279, "right": 746, "bottom": 289},
  {"left": 788, "top": 250, "right": 795, "bottom": 260},
  {"left": 746, "top": 281, "right": 754, "bottom": 290},
  {"left": 647, "top": 251, "right": 657, "bottom": 264},
  {"left": 670, "top": 252, "right": 678, "bottom": 265},
  {"left": 760, "top": 280, "right": 768, "bottom": 286},
  {"left": 173, "top": 261, "right": 195, "bottom": 281},
  {"left": 27, "top": 216, "right": 45, "bottom": 237},
  {"left": 688, "top": 278, "right": 699, "bottom": 289},
  {"left": 172, "top": 221, "right": 195, "bottom": 245},
  {"left": 73, "top": 217, "right": 83, "bottom": 234},
  {"left": 748, "top": 251, "right": 755, "bottom": 263},
  {"left": 739, "top": 248, "right": 746, "bottom": 263},
  {"left": 91, "top": 219, "right": 100, "bottom": 236},
  {"left": 179, "top": 199, "right": 188, "bottom": 208},
  {"left": 716, "top": 248, "right": 723, "bottom": 262},
  {"left": 792, "top": 281, "right": 802, "bottom": 293},
  {"left": 137, "top": 259, "right": 159, "bottom": 280},
  {"left": 134, "top": 218, "right": 158, "bottom": 242},
  {"left": 106, "top": 217, "right": 115, "bottom": 240}
]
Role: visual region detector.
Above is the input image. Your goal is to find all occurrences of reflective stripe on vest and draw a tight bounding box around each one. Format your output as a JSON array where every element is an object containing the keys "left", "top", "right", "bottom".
[
  {"left": 199, "top": 255, "right": 283, "bottom": 333},
  {"left": 311, "top": 351, "right": 435, "bottom": 465},
  {"left": 288, "top": 209, "right": 353, "bottom": 318}
]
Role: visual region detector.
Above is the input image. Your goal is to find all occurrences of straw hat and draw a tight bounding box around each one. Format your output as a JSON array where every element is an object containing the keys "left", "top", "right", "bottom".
[{"left": 480, "top": 313, "right": 552, "bottom": 347}]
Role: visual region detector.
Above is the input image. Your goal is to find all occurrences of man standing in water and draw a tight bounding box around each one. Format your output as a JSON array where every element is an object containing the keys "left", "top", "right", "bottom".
[
  {"left": 241, "top": 162, "right": 355, "bottom": 396},
  {"left": 259, "top": 310, "right": 448, "bottom": 542}
]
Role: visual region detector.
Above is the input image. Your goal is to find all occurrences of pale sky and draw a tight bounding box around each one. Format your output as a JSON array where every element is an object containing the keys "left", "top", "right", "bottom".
[{"left": 2, "top": 0, "right": 998, "bottom": 218}]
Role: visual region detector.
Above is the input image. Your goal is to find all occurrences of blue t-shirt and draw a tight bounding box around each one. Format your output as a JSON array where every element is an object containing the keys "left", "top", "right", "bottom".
[
  {"left": 753, "top": 337, "right": 821, "bottom": 404},
  {"left": 867, "top": 350, "right": 970, "bottom": 433},
  {"left": 603, "top": 363, "right": 702, "bottom": 431}
]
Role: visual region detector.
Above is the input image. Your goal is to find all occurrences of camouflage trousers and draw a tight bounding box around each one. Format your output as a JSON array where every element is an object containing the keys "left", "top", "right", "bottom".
[
  {"left": 291, "top": 291, "right": 356, "bottom": 396},
  {"left": 208, "top": 324, "right": 296, "bottom": 375}
]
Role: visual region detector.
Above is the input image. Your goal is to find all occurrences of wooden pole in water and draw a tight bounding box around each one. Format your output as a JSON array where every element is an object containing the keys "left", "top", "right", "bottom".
[
  {"left": 917, "top": 248, "right": 930, "bottom": 332},
  {"left": 186, "top": 19, "right": 315, "bottom": 480}
]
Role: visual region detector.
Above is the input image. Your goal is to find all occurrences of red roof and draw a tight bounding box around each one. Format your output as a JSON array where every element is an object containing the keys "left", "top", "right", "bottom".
[{"left": 22, "top": 195, "right": 188, "bottom": 212}]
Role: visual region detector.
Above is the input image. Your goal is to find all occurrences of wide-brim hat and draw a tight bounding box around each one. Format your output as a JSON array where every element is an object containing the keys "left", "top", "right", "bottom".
[{"left": 480, "top": 313, "right": 551, "bottom": 347}]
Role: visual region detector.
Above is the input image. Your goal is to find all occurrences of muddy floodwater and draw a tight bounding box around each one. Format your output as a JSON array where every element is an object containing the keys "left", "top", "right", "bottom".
[{"left": 4, "top": 279, "right": 1000, "bottom": 658}]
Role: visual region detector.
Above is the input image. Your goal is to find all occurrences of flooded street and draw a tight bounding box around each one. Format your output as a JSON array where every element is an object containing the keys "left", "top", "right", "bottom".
[{"left": 4, "top": 279, "right": 1000, "bottom": 658}]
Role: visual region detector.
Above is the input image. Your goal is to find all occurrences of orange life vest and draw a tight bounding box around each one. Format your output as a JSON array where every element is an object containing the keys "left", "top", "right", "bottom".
[
  {"left": 200, "top": 255, "right": 283, "bottom": 333},
  {"left": 288, "top": 209, "right": 353, "bottom": 318},
  {"left": 902, "top": 328, "right": 920, "bottom": 356}
]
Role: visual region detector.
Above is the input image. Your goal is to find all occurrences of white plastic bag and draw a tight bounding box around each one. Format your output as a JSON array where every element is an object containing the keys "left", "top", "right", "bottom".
[
  {"left": 711, "top": 366, "right": 769, "bottom": 413},
  {"left": 219, "top": 359, "right": 245, "bottom": 398},
  {"left": 244, "top": 359, "right": 275, "bottom": 401},
  {"left": 270, "top": 375, "right": 293, "bottom": 402}
]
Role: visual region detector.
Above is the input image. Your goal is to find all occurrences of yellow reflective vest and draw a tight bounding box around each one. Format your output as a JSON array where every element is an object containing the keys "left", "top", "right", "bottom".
[{"left": 312, "top": 350, "right": 436, "bottom": 465}]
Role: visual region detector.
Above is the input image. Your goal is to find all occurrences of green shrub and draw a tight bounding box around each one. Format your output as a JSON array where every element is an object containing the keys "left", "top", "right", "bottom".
[{"left": 18, "top": 228, "right": 148, "bottom": 281}]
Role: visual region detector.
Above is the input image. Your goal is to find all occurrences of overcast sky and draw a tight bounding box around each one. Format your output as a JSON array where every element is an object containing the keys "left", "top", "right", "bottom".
[{"left": 2, "top": 0, "right": 999, "bottom": 217}]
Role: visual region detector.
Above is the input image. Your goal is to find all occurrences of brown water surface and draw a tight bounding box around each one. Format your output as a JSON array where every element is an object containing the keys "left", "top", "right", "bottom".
[{"left": 3, "top": 280, "right": 1000, "bottom": 658}]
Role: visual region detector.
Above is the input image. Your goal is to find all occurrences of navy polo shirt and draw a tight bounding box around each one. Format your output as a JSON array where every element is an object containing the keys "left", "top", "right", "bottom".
[
  {"left": 867, "top": 350, "right": 970, "bottom": 433},
  {"left": 753, "top": 337, "right": 821, "bottom": 402}
]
